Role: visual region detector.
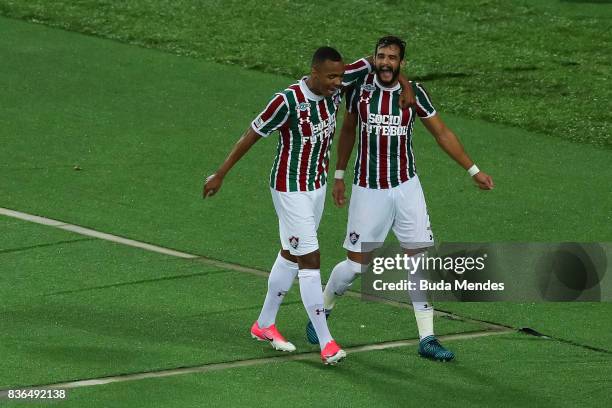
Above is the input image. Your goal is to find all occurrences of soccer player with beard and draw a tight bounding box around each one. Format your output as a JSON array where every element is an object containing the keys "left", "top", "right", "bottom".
[
  {"left": 305, "top": 36, "right": 494, "bottom": 361},
  {"left": 203, "top": 46, "right": 415, "bottom": 364}
]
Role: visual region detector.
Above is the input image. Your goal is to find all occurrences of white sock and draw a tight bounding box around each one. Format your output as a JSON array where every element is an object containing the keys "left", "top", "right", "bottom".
[
  {"left": 413, "top": 302, "right": 434, "bottom": 340},
  {"left": 323, "top": 258, "right": 363, "bottom": 310},
  {"left": 299, "top": 268, "right": 333, "bottom": 349},
  {"left": 257, "top": 253, "right": 298, "bottom": 328},
  {"left": 406, "top": 252, "right": 435, "bottom": 339}
]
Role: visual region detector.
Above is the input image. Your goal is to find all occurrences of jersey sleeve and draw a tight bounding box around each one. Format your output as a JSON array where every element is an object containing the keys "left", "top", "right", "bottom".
[
  {"left": 345, "top": 85, "right": 359, "bottom": 114},
  {"left": 413, "top": 82, "right": 437, "bottom": 118},
  {"left": 251, "top": 93, "right": 290, "bottom": 137},
  {"left": 342, "top": 58, "right": 372, "bottom": 87}
]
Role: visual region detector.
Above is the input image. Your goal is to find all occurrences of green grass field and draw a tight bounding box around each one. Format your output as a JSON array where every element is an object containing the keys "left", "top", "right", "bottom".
[
  {"left": 1, "top": 2, "right": 611, "bottom": 406},
  {"left": 1, "top": 0, "right": 610, "bottom": 148}
]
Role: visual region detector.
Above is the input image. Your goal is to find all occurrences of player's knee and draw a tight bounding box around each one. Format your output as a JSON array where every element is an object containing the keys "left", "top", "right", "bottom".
[
  {"left": 280, "top": 249, "right": 298, "bottom": 263},
  {"left": 296, "top": 249, "right": 320, "bottom": 269},
  {"left": 297, "top": 249, "right": 321, "bottom": 269},
  {"left": 347, "top": 250, "right": 371, "bottom": 265}
]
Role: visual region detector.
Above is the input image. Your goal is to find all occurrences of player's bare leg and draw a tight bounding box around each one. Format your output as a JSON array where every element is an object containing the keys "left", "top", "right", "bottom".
[{"left": 280, "top": 249, "right": 297, "bottom": 263}]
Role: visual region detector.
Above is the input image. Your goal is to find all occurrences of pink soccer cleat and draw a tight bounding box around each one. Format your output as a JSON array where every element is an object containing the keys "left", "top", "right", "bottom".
[
  {"left": 320, "top": 340, "right": 346, "bottom": 365},
  {"left": 250, "top": 321, "right": 296, "bottom": 352}
]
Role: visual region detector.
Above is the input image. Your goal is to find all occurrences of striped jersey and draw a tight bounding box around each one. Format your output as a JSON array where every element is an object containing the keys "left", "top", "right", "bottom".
[
  {"left": 346, "top": 73, "right": 436, "bottom": 189},
  {"left": 251, "top": 58, "right": 371, "bottom": 192}
]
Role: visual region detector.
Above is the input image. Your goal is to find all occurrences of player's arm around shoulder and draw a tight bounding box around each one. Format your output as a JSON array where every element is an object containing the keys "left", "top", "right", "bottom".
[
  {"left": 397, "top": 74, "right": 416, "bottom": 108},
  {"left": 420, "top": 113, "right": 494, "bottom": 190},
  {"left": 360, "top": 54, "right": 415, "bottom": 108},
  {"left": 343, "top": 57, "right": 413, "bottom": 108}
]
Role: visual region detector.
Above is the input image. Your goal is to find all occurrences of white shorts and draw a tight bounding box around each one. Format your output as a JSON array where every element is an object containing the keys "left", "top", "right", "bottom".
[
  {"left": 343, "top": 175, "right": 434, "bottom": 252},
  {"left": 271, "top": 186, "right": 326, "bottom": 256}
]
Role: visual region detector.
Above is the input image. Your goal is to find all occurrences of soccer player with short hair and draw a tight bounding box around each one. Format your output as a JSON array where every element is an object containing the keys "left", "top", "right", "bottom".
[
  {"left": 306, "top": 36, "right": 494, "bottom": 361},
  {"left": 204, "top": 46, "right": 415, "bottom": 364}
]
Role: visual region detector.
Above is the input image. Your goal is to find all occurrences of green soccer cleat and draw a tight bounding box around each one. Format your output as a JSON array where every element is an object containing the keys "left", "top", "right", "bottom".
[
  {"left": 418, "top": 335, "right": 455, "bottom": 361},
  {"left": 305, "top": 310, "right": 331, "bottom": 345}
]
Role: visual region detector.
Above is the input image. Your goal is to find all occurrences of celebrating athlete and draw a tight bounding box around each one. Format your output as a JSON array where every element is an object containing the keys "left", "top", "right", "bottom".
[
  {"left": 306, "top": 36, "right": 494, "bottom": 361},
  {"left": 204, "top": 46, "right": 416, "bottom": 364}
]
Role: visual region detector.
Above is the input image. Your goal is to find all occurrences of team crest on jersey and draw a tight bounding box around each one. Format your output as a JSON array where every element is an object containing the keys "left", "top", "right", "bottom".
[
  {"left": 349, "top": 231, "right": 360, "bottom": 245},
  {"left": 362, "top": 84, "right": 376, "bottom": 92},
  {"left": 288, "top": 236, "right": 299, "bottom": 249},
  {"left": 296, "top": 102, "right": 310, "bottom": 112}
]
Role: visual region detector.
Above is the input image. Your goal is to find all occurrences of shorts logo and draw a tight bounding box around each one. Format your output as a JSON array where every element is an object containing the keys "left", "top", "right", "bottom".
[
  {"left": 315, "top": 308, "right": 325, "bottom": 315},
  {"left": 349, "top": 231, "right": 360, "bottom": 245},
  {"left": 289, "top": 236, "right": 299, "bottom": 249},
  {"left": 297, "top": 102, "right": 310, "bottom": 112}
]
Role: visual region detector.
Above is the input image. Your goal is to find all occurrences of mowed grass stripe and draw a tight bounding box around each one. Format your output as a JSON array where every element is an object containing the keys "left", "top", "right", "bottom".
[
  {"left": 1, "top": 215, "right": 485, "bottom": 388},
  {"left": 0, "top": 207, "right": 197, "bottom": 259},
  {"left": 0, "top": 329, "right": 511, "bottom": 398},
  {"left": 0, "top": 1, "right": 609, "bottom": 148},
  {"left": 4, "top": 206, "right": 610, "bottom": 359},
  {"left": 0, "top": 207, "right": 267, "bottom": 278},
  {"left": 0, "top": 206, "right": 502, "bottom": 330},
  {"left": 49, "top": 333, "right": 610, "bottom": 408}
]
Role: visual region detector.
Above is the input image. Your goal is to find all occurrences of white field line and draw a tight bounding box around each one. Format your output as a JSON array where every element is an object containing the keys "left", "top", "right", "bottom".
[
  {"left": 0, "top": 208, "right": 197, "bottom": 259},
  {"left": 0, "top": 207, "right": 272, "bottom": 277},
  {"left": 0, "top": 329, "right": 511, "bottom": 397}
]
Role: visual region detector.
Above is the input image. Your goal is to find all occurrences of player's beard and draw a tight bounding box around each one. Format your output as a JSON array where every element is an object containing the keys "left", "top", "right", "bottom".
[{"left": 375, "top": 65, "right": 400, "bottom": 86}]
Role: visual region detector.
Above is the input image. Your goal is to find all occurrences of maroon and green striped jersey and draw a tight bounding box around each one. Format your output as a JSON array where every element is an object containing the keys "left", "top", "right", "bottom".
[
  {"left": 251, "top": 58, "right": 371, "bottom": 192},
  {"left": 346, "top": 73, "right": 436, "bottom": 189}
]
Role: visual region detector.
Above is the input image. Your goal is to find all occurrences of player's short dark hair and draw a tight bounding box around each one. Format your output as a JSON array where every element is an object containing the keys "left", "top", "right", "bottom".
[
  {"left": 375, "top": 36, "right": 406, "bottom": 60},
  {"left": 311, "top": 46, "right": 343, "bottom": 67}
]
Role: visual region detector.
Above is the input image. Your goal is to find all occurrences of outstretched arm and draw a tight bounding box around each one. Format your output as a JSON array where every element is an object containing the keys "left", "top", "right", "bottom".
[
  {"left": 203, "top": 127, "right": 261, "bottom": 198},
  {"left": 420, "top": 114, "right": 494, "bottom": 190},
  {"left": 333, "top": 110, "right": 359, "bottom": 207}
]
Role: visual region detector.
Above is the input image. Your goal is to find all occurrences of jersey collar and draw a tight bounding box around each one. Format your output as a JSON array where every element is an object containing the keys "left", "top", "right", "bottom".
[
  {"left": 299, "top": 76, "right": 325, "bottom": 101},
  {"left": 374, "top": 73, "right": 401, "bottom": 92}
]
